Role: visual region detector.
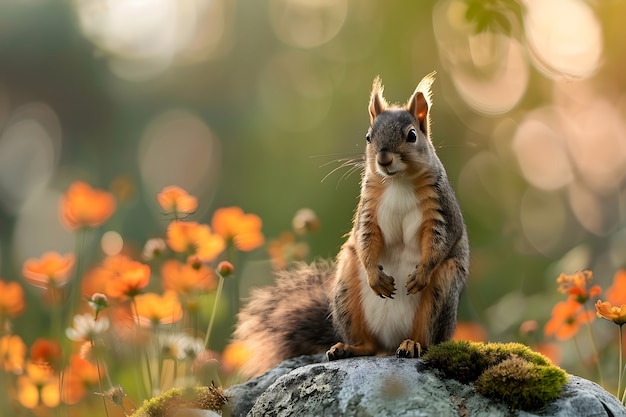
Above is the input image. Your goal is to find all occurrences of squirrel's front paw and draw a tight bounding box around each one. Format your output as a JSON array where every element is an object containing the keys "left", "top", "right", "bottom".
[
  {"left": 368, "top": 266, "right": 396, "bottom": 299},
  {"left": 406, "top": 264, "right": 431, "bottom": 294}
]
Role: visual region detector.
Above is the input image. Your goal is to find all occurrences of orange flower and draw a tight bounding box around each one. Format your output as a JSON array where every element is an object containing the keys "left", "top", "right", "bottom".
[
  {"left": 531, "top": 342, "right": 562, "bottom": 365},
  {"left": 22, "top": 252, "right": 75, "bottom": 289},
  {"left": 17, "top": 361, "right": 60, "bottom": 409},
  {"left": 133, "top": 291, "right": 182, "bottom": 326},
  {"left": 166, "top": 220, "right": 225, "bottom": 263},
  {"left": 221, "top": 341, "right": 251, "bottom": 373},
  {"left": 162, "top": 259, "right": 216, "bottom": 296},
  {"left": 157, "top": 185, "right": 198, "bottom": 217},
  {"left": 82, "top": 255, "right": 138, "bottom": 295},
  {"left": 607, "top": 270, "right": 626, "bottom": 306},
  {"left": 0, "top": 279, "right": 25, "bottom": 317},
  {"left": 61, "top": 355, "right": 100, "bottom": 404},
  {"left": 60, "top": 181, "right": 116, "bottom": 230},
  {"left": 212, "top": 207, "right": 264, "bottom": 252},
  {"left": 556, "top": 270, "right": 601, "bottom": 304},
  {"left": 595, "top": 300, "right": 626, "bottom": 326},
  {"left": 0, "top": 334, "right": 26, "bottom": 373},
  {"left": 30, "top": 338, "right": 62, "bottom": 369},
  {"left": 545, "top": 298, "right": 595, "bottom": 340},
  {"left": 268, "top": 232, "right": 309, "bottom": 270},
  {"left": 452, "top": 322, "right": 488, "bottom": 342},
  {"left": 105, "top": 259, "right": 151, "bottom": 299}
]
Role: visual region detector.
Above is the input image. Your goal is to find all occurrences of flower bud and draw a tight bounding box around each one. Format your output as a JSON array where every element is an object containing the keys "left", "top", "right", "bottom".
[{"left": 217, "top": 261, "right": 235, "bottom": 278}]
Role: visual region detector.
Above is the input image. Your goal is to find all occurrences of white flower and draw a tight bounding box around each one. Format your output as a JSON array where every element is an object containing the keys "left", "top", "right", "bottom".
[
  {"left": 66, "top": 313, "right": 110, "bottom": 342},
  {"left": 141, "top": 238, "right": 167, "bottom": 261},
  {"left": 158, "top": 333, "right": 204, "bottom": 361},
  {"left": 180, "top": 336, "right": 204, "bottom": 361}
]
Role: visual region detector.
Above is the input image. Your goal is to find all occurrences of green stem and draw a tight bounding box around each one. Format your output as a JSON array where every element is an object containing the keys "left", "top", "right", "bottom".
[
  {"left": 155, "top": 326, "right": 162, "bottom": 395},
  {"left": 204, "top": 274, "right": 225, "bottom": 349},
  {"left": 583, "top": 303, "right": 604, "bottom": 386},
  {"left": 70, "top": 228, "right": 88, "bottom": 314},
  {"left": 93, "top": 341, "right": 111, "bottom": 417},
  {"left": 131, "top": 297, "right": 152, "bottom": 399},
  {"left": 618, "top": 325, "right": 623, "bottom": 402}
]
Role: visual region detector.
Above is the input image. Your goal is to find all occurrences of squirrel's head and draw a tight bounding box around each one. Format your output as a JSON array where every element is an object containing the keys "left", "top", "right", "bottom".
[{"left": 365, "top": 73, "right": 436, "bottom": 179}]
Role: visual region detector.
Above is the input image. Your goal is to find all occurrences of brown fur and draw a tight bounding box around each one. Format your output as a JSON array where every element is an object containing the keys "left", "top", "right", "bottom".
[
  {"left": 327, "top": 73, "right": 469, "bottom": 359},
  {"left": 233, "top": 74, "right": 469, "bottom": 377}
]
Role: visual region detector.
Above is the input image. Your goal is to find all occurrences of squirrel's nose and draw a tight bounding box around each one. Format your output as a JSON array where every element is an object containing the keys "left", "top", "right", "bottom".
[{"left": 377, "top": 151, "right": 393, "bottom": 167}]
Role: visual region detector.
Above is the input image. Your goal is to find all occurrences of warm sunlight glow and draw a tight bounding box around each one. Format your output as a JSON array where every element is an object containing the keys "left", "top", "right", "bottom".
[
  {"left": 523, "top": 0, "right": 603, "bottom": 79},
  {"left": 139, "top": 111, "right": 220, "bottom": 205},
  {"left": 268, "top": 0, "right": 347, "bottom": 48}
]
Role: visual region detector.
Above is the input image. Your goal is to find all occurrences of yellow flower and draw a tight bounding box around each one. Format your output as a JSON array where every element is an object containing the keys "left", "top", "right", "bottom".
[
  {"left": 17, "top": 361, "right": 60, "bottom": 409},
  {"left": 133, "top": 291, "right": 183, "bottom": 327},
  {"left": 595, "top": 300, "right": 626, "bottom": 325}
]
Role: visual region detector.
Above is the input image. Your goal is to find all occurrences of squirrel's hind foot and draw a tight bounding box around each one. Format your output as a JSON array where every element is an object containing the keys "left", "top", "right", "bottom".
[
  {"left": 326, "top": 343, "right": 352, "bottom": 361},
  {"left": 396, "top": 339, "right": 422, "bottom": 358},
  {"left": 326, "top": 342, "right": 377, "bottom": 361}
]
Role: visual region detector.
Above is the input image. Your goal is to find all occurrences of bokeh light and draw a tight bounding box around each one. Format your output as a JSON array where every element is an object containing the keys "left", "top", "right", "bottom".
[
  {"left": 268, "top": 0, "right": 348, "bottom": 49},
  {"left": 101, "top": 231, "right": 124, "bottom": 257},
  {"left": 523, "top": 0, "right": 603, "bottom": 80},
  {"left": 0, "top": 103, "right": 62, "bottom": 214},
  {"left": 13, "top": 189, "right": 74, "bottom": 263},
  {"left": 138, "top": 110, "right": 220, "bottom": 206},
  {"left": 74, "top": 0, "right": 232, "bottom": 81},
  {"left": 512, "top": 107, "right": 573, "bottom": 191},
  {"left": 433, "top": 0, "right": 529, "bottom": 114}
]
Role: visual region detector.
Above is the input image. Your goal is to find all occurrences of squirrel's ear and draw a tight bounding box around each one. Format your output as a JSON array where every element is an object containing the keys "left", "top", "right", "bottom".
[
  {"left": 369, "top": 76, "right": 387, "bottom": 124},
  {"left": 407, "top": 71, "right": 435, "bottom": 137}
]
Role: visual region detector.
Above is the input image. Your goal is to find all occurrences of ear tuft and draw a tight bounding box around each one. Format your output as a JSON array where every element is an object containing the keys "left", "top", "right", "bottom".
[
  {"left": 407, "top": 71, "right": 436, "bottom": 137},
  {"left": 369, "top": 76, "right": 388, "bottom": 124}
]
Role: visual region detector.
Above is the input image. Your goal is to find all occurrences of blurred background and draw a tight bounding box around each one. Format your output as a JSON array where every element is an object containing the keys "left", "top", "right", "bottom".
[{"left": 1, "top": 0, "right": 626, "bottom": 385}]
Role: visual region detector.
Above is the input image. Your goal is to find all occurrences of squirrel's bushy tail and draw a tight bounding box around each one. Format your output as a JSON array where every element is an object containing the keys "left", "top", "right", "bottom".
[{"left": 233, "top": 262, "right": 338, "bottom": 377}]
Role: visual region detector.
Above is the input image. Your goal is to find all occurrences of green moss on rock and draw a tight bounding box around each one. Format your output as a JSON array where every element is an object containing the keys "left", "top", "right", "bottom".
[
  {"left": 130, "top": 385, "right": 228, "bottom": 417},
  {"left": 474, "top": 357, "right": 568, "bottom": 411},
  {"left": 421, "top": 340, "right": 491, "bottom": 383},
  {"left": 423, "top": 340, "right": 568, "bottom": 411}
]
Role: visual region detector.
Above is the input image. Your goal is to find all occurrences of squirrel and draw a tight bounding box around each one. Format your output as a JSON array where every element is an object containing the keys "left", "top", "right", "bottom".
[{"left": 234, "top": 73, "right": 469, "bottom": 377}]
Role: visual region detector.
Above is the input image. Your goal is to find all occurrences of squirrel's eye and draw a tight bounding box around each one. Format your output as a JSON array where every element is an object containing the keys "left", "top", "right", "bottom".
[
  {"left": 365, "top": 132, "right": 371, "bottom": 143},
  {"left": 407, "top": 129, "right": 417, "bottom": 143}
]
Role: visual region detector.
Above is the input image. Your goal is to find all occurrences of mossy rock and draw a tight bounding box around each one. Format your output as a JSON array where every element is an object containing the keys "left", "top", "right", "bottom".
[
  {"left": 474, "top": 357, "right": 568, "bottom": 411},
  {"left": 423, "top": 340, "right": 568, "bottom": 411},
  {"left": 130, "top": 385, "right": 228, "bottom": 417}
]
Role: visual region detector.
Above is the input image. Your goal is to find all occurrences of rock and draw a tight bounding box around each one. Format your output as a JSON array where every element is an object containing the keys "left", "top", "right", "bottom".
[
  {"left": 173, "top": 410, "right": 220, "bottom": 417},
  {"left": 225, "top": 355, "right": 626, "bottom": 417},
  {"left": 225, "top": 355, "right": 323, "bottom": 417}
]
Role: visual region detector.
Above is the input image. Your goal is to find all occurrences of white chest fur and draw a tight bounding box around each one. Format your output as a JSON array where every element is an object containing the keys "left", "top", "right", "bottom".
[{"left": 360, "top": 180, "right": 424, "bottom": 350}]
